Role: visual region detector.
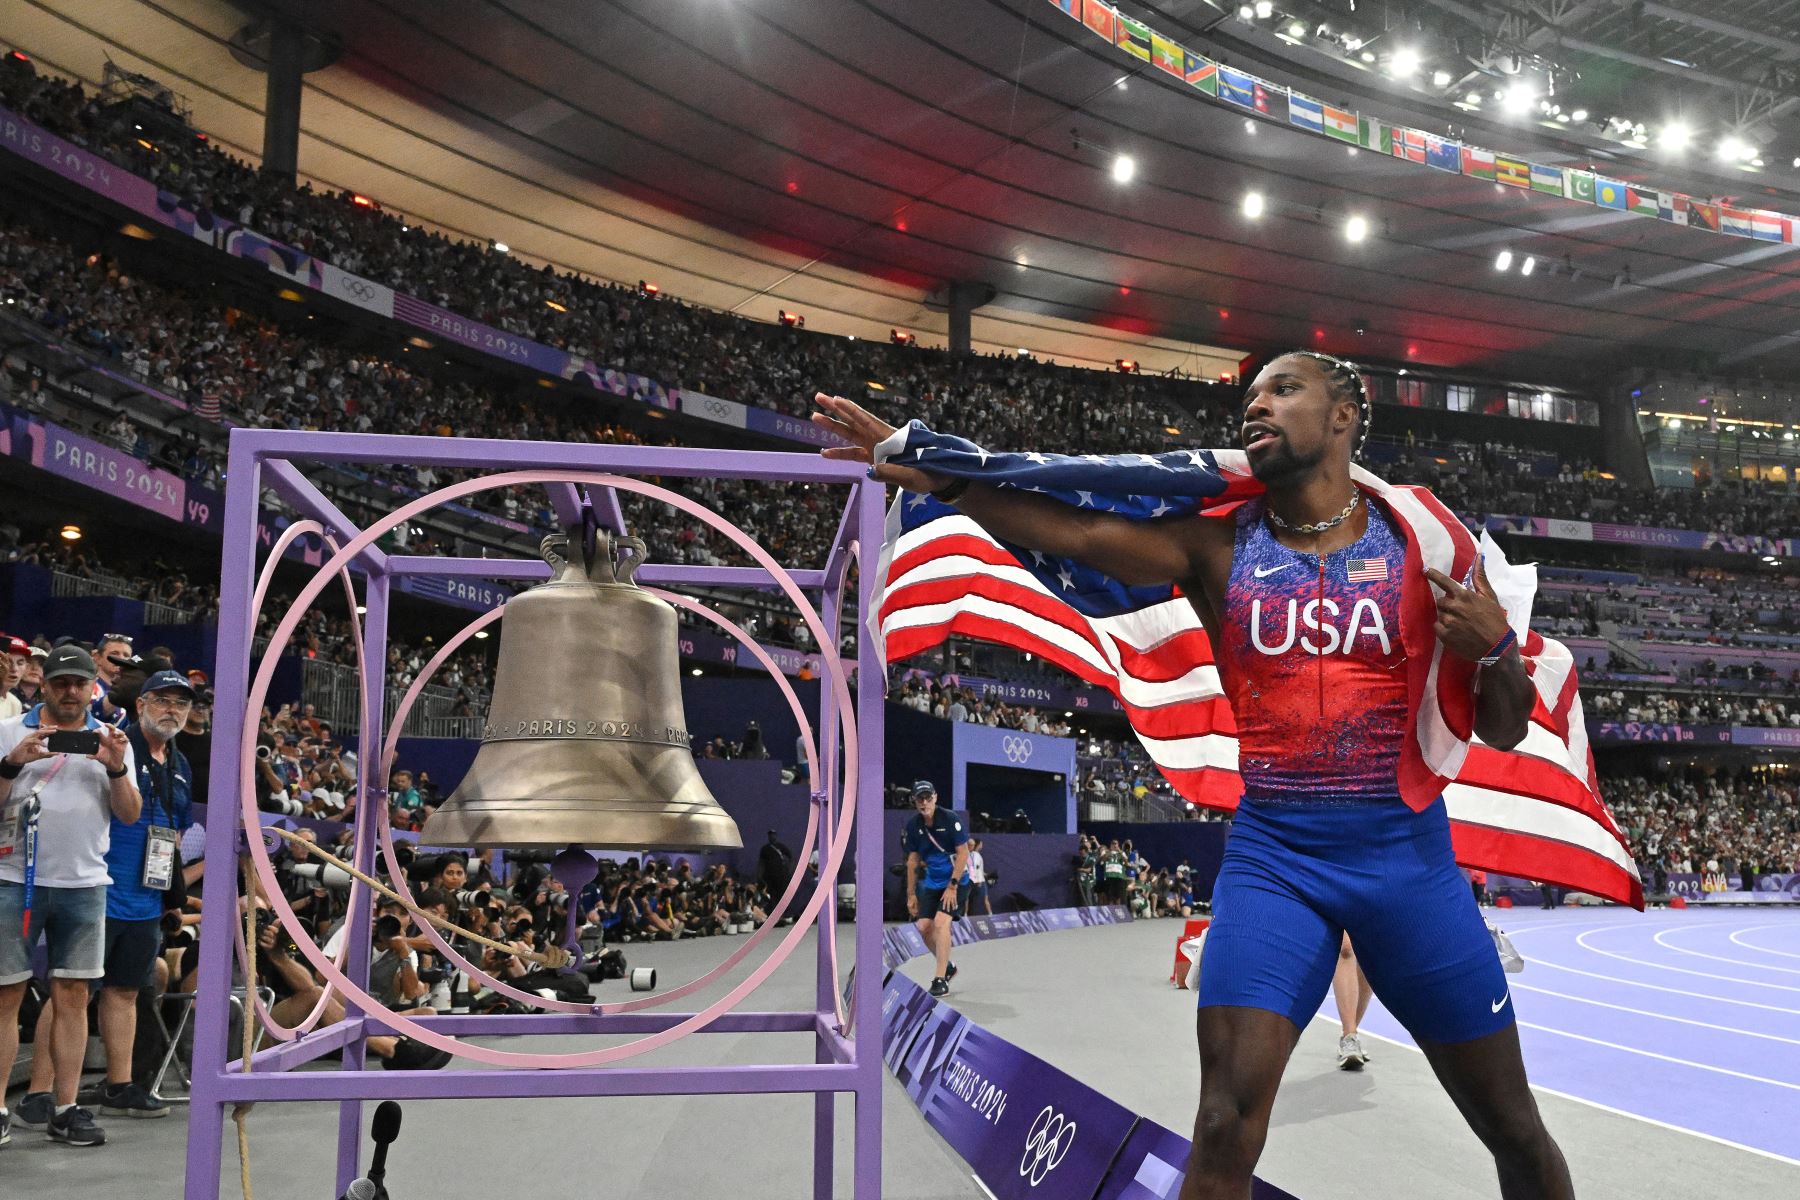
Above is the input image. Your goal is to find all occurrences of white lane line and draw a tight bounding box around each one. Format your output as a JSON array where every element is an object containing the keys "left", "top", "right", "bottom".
[
  {"left": 1730, "top": 927, "right": 1800, "bottom": 960},
  {"left": 1519, "top": 955, "right": 1800, "bottom": 1016},
  {"left": 1575, "top": 929, "right": 1800, "bottom": 993},
  {"left": 1511, "top": 981, "right": 1800, "bottom": 1046},
  {"left": 1651, "top": 928, "right": 1800, "bottom": 976},
  {"left": 1306, "top": 1013, "right": 1800, "bottom": 1169},
  {"left": 1516, "top": 1021, "right": 1800, "bottom": 1093}
]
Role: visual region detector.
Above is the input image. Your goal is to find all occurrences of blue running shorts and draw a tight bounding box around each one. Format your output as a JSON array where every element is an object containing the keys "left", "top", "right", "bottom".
[{"left": 1197, "top": 795, "right": 1513, "bottom": 1045}]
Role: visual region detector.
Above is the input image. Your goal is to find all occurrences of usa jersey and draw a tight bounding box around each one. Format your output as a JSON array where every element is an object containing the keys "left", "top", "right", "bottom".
[{"left": 1216, "top": 497, "right": 1409, "bottom": 802}]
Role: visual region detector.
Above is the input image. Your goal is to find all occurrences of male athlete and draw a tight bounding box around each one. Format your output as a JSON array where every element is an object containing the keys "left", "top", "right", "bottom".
[
  {"left": 814, "top": 352, "right": 1575, "bottom": 1199},
  {"left": 900, "top": 780, "right": 969, "bottom": 996}
]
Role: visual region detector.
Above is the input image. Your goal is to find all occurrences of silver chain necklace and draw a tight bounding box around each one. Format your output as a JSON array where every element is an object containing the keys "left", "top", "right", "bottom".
[{"left": 1266, "top": 494, "right": 1360, "bottom": 536}]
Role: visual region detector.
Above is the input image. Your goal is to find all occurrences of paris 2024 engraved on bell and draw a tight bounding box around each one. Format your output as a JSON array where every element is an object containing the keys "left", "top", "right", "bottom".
[{"left": 420, "top": 531, "right": 743, "bottom": 851}]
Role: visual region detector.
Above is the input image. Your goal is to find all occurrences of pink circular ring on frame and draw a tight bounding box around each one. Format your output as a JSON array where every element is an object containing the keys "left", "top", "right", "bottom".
[
  {"left": 372, "top": 586, "right": 842, "bottom": 1022},
  {"left": 236, "top": 469, "right": 860, "bottom": 1069},
  {"left": 230, "top": 520, "right": 367, "bottom": 1041}
]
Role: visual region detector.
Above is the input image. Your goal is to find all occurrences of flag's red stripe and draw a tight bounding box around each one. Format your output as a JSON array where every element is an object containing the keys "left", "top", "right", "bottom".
[
  {"left": 1152, "top": 765, "right": 1244, "bottom": 812},
  {"left": 1107, "top": 627, "right": 1217, "bottom": 678},
  {"left": 1449, "top": 822, "right": 1643, "bottom": 909},
  {"left": 887, "top": 532, "right": 1026, "bottom": 583},
  {"left": 1458, "top": 746, "right": 1627, "bottom": 844},
  {"left": 880, "top": 573, "right": 1108, "bottom": 659}
]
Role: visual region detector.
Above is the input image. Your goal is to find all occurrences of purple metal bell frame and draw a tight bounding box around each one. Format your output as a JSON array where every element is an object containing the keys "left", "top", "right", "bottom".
[{"left": 184, "top": 430, "right": 887, "bottom": 1199}]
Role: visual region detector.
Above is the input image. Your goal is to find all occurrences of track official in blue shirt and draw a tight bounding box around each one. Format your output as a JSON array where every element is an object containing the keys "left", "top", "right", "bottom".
[{"left": 901, "top": 780, "right": 969, "bottom": 996}]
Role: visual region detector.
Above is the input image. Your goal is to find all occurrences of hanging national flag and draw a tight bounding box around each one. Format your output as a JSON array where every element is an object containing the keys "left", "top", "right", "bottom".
[
  {"left": 1289, "top": 93, "right": 1324, "bottom": 134},
  {"left": 1659, "top": 192, "right": 1686, "bottom": 224},
  {"left": 1495, "top": 155, "right": 1531, "bottom": 188},
  {"left": 1081, "top": 1, "right": 1117, "bottom": 43},
  {"left": 873, "top": 424, "right": 1643, "bottom": 910},
  {"left": 1462, "top": 146, "right": 1497, "bottom": 181},
  {"left": 1116, "top": 14, "right": 1152, "bottom": 60},
  {"left": 1625, "top": 188, "right": 1660, "bottom": 217},
  {"left": 1321, "top": 103, "right": 1359, "bottom": 143},
  {"left": 1750, "top": 210, "right": 1787, "bottom": 242},
  {"left": 1183, "top": 52, "right": 1217, "bottom": 93},
  {"left": 1046, "top": 0, "right": 1079, "bottom": 16},
  {"left": 1689, "top": 200, "right": 1722, "bottom": 232},
  {"left": 1720, "top": 207, "right": 1755, "bottom": 237},
  {"left": 1151, "top": 32, "right": 1184, "bottom": 76},
  {"left": 197, "top": 393, "right": 222, "bottom": 421},
  {"left": 1562, "top": 169, "right": 1595, "bottom": 203},
  {"left": 1528, "top": 163, "right": 1563, "bottom": 195},
  {"left": 1593, "top": 178, "right": 1628, "bottom": 210},
  {"left": 1218, "top": 65, "right": 1261, "bottom": 110},
  {"left": 1358, "top": 116, "right": 1392, "bottom": 154},
  {"left": 1424, "top": 135, "right": 1462, "bottom": 173},
  {"left": 1258, "top": 85, "right": 1287, "bottom": 124},
  {"left": 1394, "top": 128, "right": 1427, "bottom": 164},
  {"left": 1346, "top": 557, "right": 1390, "bottom": 583}
]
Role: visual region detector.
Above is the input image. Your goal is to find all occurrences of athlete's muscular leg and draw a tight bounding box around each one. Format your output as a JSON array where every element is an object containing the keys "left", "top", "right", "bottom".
[
  {"left": 1178, "top": 1006, "right": 1301, "bottom": 1200},
  {"left": 1417, "top": 1025, "right": 1575, "bottom": 1200}
]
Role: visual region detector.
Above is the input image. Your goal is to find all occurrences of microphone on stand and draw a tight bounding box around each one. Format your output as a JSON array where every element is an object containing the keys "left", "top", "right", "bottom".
[
  {"left": 337, "top": 1101, "right": 403, "bottom": 1200},
  {"left": 369, "top": 1101, "right": 403, "bottom": 1192}
]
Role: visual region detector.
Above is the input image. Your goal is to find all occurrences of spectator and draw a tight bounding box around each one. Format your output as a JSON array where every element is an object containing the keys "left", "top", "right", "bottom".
[
  {"left": 0, "top": 634, "right": 28, "bottom": 721},
  {"left": 967, "top": 838, "right": 993, "bottom": 916},
  {"left": 0, "top": 645, "right": 140, "bottom": 1147}
]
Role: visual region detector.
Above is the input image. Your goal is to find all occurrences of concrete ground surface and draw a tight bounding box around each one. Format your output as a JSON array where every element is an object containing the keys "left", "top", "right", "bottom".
[{"left": 9, "top": 910, "right": 1795, "bottom": 1198}]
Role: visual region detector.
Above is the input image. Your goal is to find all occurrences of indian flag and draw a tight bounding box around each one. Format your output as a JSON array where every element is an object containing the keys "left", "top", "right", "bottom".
[
  {"left": 1322, "top": 103, "right": 1359, "bottom": 143},
  {"left": 1116, "top": 14, "right": 1152, "bottom": 60},
  {"left": 1358, "top": 116, "right": 1392, "bottom": 154},
  {"left": 1151, "top": 32, "right": 1183, "bottom": 76},
  {"left": 1528, "top": 163, "right": 1563, "bottom": 195}
]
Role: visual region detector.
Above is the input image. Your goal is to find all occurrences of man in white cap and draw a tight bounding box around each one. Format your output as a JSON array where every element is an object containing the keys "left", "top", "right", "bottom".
[{"left": 0, "top": 645, "right": 139, "bottom": 1148}]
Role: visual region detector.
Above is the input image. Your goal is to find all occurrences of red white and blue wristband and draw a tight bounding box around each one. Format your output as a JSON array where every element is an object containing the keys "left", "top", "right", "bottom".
[{"left": 1477, "top": 628, "right": 1518, "bottom": 668}]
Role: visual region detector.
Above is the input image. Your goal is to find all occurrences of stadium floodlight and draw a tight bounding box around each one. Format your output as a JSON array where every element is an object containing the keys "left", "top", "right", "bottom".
[
  {"left": 1242, "top": 191, "right": 1266, "bottom": 219},
  {"left": 1388, "top": 47, "right": 1421, "bottom": 77},
  {"left": 1288, "top": 20, "right": 1307, "bottom": 37},
  {"left": 1520, "top": 256, "right": 1536, "bottom": 276},
  {"left": 1718, "top": 136, "right": 1751, "bottom": 163},
  {"left": 1344, "top": 214, "right": 1369, "bottom": 243},
  {"left": 1111, "top": 154, "right": 1136, "bottom": 183},
  {"left": 1238, "top": 3, "right": 1254, "bottom": 17},
  {"left": 492, "top": 241, "right": 509, "bottom": 253},
  {"left": 1494, "top": 250, "right": 1514, "bottom": 271},
  {"left": 1254, "top": 0, "right": 1273, "bottom": 17},
  {"left": 1570, "top": 108, "right": 1589, "bottom": 122},
  {"left": 1658, "top": 122, "right": 1691, "bottom": 151},
  {"left": 1502, "top": 83, "right": 1535, "bottom": 114},
  {"left": 1432, "top": 69, "right": 1452, "bottom": 87}
]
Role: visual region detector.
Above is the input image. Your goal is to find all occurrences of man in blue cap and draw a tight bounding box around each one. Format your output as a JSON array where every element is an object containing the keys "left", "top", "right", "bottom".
[{"left": 901, "top": 780, "right": 969, "bottom": 996}]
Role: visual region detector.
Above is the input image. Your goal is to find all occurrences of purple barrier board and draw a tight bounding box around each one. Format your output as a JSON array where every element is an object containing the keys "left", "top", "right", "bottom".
[
  {"left": 1097, "top": 1120, "right": 1299, "bottom": 1200},
  {"left": 16, "top": 415, "right": 185, "bottom": 522},
  {"left": 1666, "top": 871, "right": 1800, "bottom": 903},
  {"left": 891, "top": 973, "right": 1141, "bottom": 1200}
]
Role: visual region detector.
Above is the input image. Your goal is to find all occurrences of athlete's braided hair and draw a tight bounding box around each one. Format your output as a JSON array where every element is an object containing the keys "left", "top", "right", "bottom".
[{"left": 1282, "top": 350, "right": 1371, "bottom": 460}]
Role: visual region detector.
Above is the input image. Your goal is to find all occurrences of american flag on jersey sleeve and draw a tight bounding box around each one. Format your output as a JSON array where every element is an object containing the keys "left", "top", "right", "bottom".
[{"left": 870, "top": 422, "right": 1643, "bottom": 909}]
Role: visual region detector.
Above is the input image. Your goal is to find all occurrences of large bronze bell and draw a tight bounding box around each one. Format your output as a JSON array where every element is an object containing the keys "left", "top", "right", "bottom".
[{"left": 419, "top": 531, "right": 742, "bottom": 851}]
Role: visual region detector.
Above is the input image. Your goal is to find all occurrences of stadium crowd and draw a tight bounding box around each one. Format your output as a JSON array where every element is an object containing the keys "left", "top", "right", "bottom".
[{"left": 1604, "top": 769, "right": 1800, "bottom": 882}]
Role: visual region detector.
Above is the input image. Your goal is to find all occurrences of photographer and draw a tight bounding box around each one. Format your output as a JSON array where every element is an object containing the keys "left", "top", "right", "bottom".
[
  {"left": 250, "top": 734, "right": 303, "bottom": 817},
  {"left": 0, "top": 645, "right": 140, "bottom": 1147}
]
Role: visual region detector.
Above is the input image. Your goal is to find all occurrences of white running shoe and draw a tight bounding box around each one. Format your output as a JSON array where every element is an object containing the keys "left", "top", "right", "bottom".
[{"left": 1337, "top": 1034, "right": 1368, "bottom": 1071}]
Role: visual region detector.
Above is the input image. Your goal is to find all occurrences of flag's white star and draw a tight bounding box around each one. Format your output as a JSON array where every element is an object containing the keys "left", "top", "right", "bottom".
[
  {"left": 974, "top": 446, "right": 991, "bottom": 466},
  {"left": 1029, "top": 550, "right": 1048, "bottom": 567},
  {"left": 1136, "top": 454, "right": 1165, "bottom": 468},
  {"left": 1151, "top": 500, "right": 1172, "bottom": 518},
  {"left": 1185, "top": 450, "right": 1208, "bottom": 467},
  {"left": 1025, "top": 452, "right": 1051, "bottom": 465},
  {"left": 1076, "top": 491, "right": 1095, "bottom": 507},
  {"left": 1056, "top": 566, "right": 1076, "bottom": 591},
  {"left": 1083, "top": 454, "right": 1109, "bottom": 464},
  {"left": 907, "top": 492, "right": 928, "bottom": 509}
]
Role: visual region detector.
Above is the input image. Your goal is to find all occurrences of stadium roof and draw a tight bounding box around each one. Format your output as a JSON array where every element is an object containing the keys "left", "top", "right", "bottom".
[{"left": 10, "top": 0, "right": 1800, "bottom": 384}]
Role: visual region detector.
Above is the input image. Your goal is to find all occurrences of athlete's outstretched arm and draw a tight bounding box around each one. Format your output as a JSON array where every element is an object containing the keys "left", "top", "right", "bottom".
[{"left": 812, "top": 392, "right": 1204, "bottom": 586}]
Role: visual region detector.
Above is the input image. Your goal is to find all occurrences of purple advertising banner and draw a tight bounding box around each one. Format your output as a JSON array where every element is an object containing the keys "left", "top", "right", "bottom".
[
  {"left": 1665, "top": 872, "right": 1800, "bottom": 903},
  {"left": 16, "top": 415, "right": 185, "bottom": 522},
  {"left": 891, "top": 973, "right": 1141, "bottom": 1200},
  {"left": 394, "top": 574, "right": 516, "bottom": 613},
  {"left": 896, "top": 668, "right": 1124, "bottom": 716},
  {"left": 1096, "top": 1119, "right": 1299, "bottom": 1200},
  {"left": 1485, "top": 514, "right": 1795, "bottom": 558},
  {"left": 1729, "top": 725, "right": 1800, "bottom": 748},
  {"left": 0, "top": 108, "right": 158, "bottom": 212},
  {"left": 1588, "top": 720, "right": 1732, "bottom": 744}
]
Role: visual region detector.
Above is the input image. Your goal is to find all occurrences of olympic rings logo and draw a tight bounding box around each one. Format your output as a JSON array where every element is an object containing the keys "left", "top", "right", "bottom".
[
  {"left": 338, "top": 278, "right": 377, "bottom": 301},
  {"left": 1003, "top": 735, "right": 1033, "bottom": 764},
  {"left": 1019, "top": 1105, "right": 1076, "bottom": 1186}
]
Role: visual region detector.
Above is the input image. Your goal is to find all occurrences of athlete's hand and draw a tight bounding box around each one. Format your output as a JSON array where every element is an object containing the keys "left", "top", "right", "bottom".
[
  {"left": 1424, "top": 562, "right": 1512, "bottom": 663},
  {"left": 812, "top": 393, "right": 951, "bottom": 494},
  {"left": 906, "top": 894, "right": 919, "bottom": 918}
]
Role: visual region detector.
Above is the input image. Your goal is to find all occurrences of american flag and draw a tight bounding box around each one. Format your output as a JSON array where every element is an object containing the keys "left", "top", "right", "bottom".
[
  {"left": 871, "top": 423, "right": 1643, "bottom": 909},
  {"left": 1345, "top": 557, "right": 1389, "bottom": 583},
  {"left": 196, "top": 392, "right": 222, "bottom": 421}
]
